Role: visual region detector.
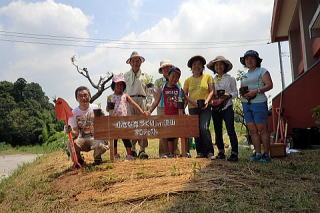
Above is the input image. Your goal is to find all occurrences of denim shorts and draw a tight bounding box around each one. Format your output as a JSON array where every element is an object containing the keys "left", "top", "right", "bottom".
[{"left": 242, "top": 102, "right": 268, "bottom": 123}]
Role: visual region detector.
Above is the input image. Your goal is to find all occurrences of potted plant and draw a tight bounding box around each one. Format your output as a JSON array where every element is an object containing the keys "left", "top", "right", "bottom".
[
  {"left": 93, "top": 102, "right": 102, "bottom": 117},
  {"left": 234, "top": 70, "right": 252, "bottom": 144}
]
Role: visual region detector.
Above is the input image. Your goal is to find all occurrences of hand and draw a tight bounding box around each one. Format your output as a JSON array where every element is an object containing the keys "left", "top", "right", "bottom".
[
  {"left": 202, "top": 101, "right": 209, "bottom": 110},
  {"left": 64, "top": 125, "right": 72, "bottom": 134},
  {"left": 244, "top": 90, "right": 258, "bottom": 98},
  {"left": 191, "top": 100, "right": 197, "bottom": 107},
  {"left": 144, "top": 111, "right": 151, "bottom": 116},
  {"left": 220, "top": 93, "right": 232, "bottom": 99}
]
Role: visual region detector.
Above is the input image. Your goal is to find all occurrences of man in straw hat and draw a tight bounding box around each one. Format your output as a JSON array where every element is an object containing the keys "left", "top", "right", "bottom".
[
  {"left": 124, "top": 51, "right": 152, "bottom": 159},
  {"left": 154, "top": 60, "right": 181, "bottom": 158}
]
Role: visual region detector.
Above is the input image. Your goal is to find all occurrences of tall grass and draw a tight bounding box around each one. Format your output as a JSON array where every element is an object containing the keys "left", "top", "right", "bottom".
[{"left": 0, "top": 132, "right": 68, "bottom": 155}]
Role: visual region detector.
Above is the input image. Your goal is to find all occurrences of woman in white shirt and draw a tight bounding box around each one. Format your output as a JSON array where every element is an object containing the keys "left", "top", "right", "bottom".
[{"left": 207, "top": 56, "right": 239, "bottom": 161}]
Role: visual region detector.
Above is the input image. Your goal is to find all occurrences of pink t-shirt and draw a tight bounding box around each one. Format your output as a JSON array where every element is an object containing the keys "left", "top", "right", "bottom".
[{"left": 110, "top": 94, "right": 128, "bottom": 116}]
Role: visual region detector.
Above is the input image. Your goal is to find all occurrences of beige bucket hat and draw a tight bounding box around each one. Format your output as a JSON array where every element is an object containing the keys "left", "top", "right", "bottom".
[
  {"left": 158, "top": 60, "right": 173, "bottom": 74},
  {"left": 126, "top": 51, "right": 145, "bottom": 64},
  {"left": 207, "top": 56, "right": 233, "bottom": 73}
]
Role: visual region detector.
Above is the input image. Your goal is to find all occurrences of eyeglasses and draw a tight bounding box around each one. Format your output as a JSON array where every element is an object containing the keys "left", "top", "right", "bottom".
[{"left": 77, "top": 94, "right": 89, "bottom": 98}]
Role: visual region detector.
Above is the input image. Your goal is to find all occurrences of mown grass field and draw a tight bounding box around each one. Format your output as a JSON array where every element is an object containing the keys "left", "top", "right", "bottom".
[{"left": 0, "top": 134, "right": 319, "bottom": 213}]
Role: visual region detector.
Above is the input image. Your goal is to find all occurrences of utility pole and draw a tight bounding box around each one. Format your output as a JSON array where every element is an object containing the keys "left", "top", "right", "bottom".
[{"left": 278, "top": 42, "right": 285, "bottom": 90}]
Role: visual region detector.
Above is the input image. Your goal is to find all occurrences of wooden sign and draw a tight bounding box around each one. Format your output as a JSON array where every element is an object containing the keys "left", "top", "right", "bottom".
[
  {"left": 94, "top": 115, "right": 199, "bottom": 160},
  {"left": 94, "top": 115, "right": 199, "bottom": 140}
]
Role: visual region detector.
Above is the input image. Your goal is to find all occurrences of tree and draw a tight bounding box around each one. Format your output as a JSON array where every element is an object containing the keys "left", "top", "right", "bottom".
[
  {"left": 71, "top": 56, "right": 113, "bottom": 103},
  {"left": 0, "top": 79, "right": 63, "bottom": 146},
  {"left": 12, "top": 78, "right": 27, "bottom": 102}
]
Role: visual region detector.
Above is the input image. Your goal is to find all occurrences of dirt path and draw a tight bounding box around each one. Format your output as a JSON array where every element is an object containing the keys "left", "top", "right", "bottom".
[{"left": 0, "top": 154, "right": 41, "bottom": 181}]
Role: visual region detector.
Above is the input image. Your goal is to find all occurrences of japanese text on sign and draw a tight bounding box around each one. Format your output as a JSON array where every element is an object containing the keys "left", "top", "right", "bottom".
[{"left": 114, "top": 119, "right": 176, "bottom": 129}]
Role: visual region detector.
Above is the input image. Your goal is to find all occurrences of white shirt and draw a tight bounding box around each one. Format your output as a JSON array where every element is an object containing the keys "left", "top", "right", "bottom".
[
  {"left": 213, "top": 73, "right": 238, "bottom": 110},
  {"left": 124, "top": 69, "right": 151, "bottom": 96},
  {"left": 68, "top": 104, "right": 99, "bottom": 138}
]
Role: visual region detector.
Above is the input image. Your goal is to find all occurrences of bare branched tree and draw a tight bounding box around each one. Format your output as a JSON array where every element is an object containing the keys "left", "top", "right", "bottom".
[{"left": 71, "top": 56, "right": 113, "bottom": 103}]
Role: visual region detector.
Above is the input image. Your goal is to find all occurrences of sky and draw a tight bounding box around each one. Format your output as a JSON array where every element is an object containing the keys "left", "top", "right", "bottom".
[{"left": 0, "top": 0, "right": 292, "bottom": 108}]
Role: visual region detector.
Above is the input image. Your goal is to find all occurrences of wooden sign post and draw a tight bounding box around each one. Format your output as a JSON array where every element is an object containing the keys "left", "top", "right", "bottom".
[{"left": 94, "top": 115, "right": 199, "bottom": 161}]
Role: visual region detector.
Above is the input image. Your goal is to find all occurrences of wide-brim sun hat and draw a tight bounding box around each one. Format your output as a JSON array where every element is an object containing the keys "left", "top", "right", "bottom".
[
  {"left": 187, "top": 55, "right": 206, "bottom": 68},
  {"left": 126, "top": 51, "right": 145, "bottom": 64},
  {"left": 207, "top": 56, "right": 233, "bottom": 73},
  {"left": 111, "top": 73, "right": 126, "bottom": 90},
  {"left": 158, "top": 60, "right": 173, "bottom": 74},
  {"left": 240, "top": 50, "right": 263, "bottom": 65}
]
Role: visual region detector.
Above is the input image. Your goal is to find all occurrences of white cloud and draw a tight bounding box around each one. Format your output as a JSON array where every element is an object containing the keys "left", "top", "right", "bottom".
[
  {"left": 128, "top": 0, "right": 144, "bottom": 20},
  {"left": 0, "top": 0, "right": 92, "bottom": 106},
  {"left": 83, "top": 0, "right": 289, "bottom": 105},
  {"left": 0, "top": 0, "right": 91, "bottom": 37},
  {"left": 0, "top": 0, "right": 291, "bottom": 108}
]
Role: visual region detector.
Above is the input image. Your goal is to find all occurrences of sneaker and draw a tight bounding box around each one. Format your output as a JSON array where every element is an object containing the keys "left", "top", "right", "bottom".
[
  {"left": 207, "top": 153, "right": 215, "bottom": 160},
  {"left": 124, "top": 155, "right": 134, "bottom": 161},
  {"left": 114, "top": 153, "right": 121, "bottom": 160},
  {"left": 186, "top": 153, "right": 192, "bottom": 158},
  {"left": 167, "top": 153, "right": 174, "bottom": 158},
  {"left": 227, "top": 154, "right": 238, "bottom": 162},
  {"left": 259, "top": 153, "right": 271, "bottom": 162},
  {"left": 249, "top": 153, "right": 262, "bottom": 162},
  {"left": 75, "top": 158, "right": 85, "bottom": 169},
  {"left": 78, "top": 158, "right": 85, "bottom": 165},
  {"left": 160, "top": 154, "right": 168, "bottom": 159},
  {"left": 138, "top": 151, "right": 149, "bottom": 159},
  {"left": 196, "top": 153, "right": 205, "bottom": 158},
  {"left": 215, "top": 152, "right": 226, "bottom": 160},
  {"left": 131, "top": 151, "right": 138, "bottom": 157},
  {"left": 93, "top": 157, "right": 103, "bottom": 165}
]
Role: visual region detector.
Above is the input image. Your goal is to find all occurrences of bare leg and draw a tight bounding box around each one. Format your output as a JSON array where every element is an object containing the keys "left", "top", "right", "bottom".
[
  {"left": 247, "top": 122, "right": 262, "bottom": 153},
  {"left": 256, "top": 123, "right": 270, "bottom": 154},
  {"left": 126, "top": 147, "right": 132, "bottom": 155}
]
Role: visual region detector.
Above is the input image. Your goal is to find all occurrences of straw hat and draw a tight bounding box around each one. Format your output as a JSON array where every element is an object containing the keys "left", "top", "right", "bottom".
[
  {"left": 126, "top": 51, "right": 145, "bottom": 64},
  {"left": 158, "top": 60, "right": 173, "bottom": 74},
  {"left": 207, "top": 56, "right": 233, "bottom": 73},
  {"left": 187, "top": 55, "right": 206, "bottom": 68}
]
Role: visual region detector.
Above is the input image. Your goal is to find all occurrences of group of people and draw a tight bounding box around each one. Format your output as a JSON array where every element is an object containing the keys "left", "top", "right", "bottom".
[{"left": 67, "top": 49, "right": 273, "bottom": 165}]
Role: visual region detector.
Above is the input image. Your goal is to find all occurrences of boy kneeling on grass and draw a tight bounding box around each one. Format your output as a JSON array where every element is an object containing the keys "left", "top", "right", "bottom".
[
  {"left": 146, "top": 67, "right": 184, "bottom": 158},
  {"left": 67, "top": 86, "right": 108, "bottom": 166}
]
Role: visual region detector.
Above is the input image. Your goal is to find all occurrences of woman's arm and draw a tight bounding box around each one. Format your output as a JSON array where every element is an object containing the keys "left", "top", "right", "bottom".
[
  {"left": 183, "top": 86, "right": 197, "bottom": 106},
  {"left": 260, "top": 71, "right": 273, "bottom": 93},
  {"left": 227, "top": 77, "right": 238, "bottom": 99},
  {"left": 205, "top": 82, "right": 215, "bottom": 105},
  {"left": 148, "top": 91, "right": 161, "bottom": 114},
  {"left": 245, "top": 71, "right": 273, "bottom": 98}
]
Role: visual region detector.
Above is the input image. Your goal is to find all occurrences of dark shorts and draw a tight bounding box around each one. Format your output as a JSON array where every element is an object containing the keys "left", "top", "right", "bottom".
[{"left": 242, "top": 102, "right": 268, "bottom": 123}]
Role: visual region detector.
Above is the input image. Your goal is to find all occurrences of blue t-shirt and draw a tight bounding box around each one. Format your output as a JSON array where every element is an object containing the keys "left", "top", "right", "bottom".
[{"left": 240, "top": 67, "right": 268, "bottom": 103}]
